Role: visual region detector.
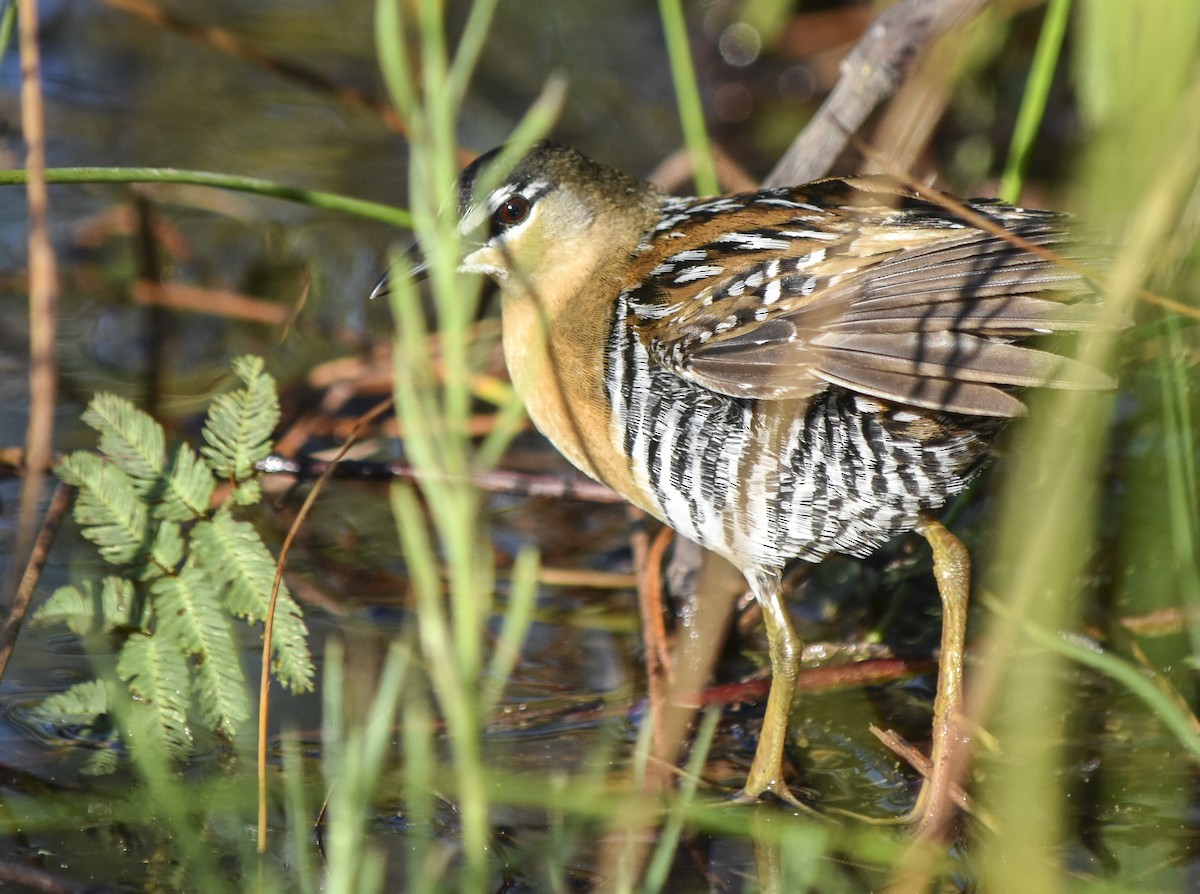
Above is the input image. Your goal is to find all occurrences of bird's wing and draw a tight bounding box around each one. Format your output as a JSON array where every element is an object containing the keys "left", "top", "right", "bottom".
[{"left": 626, "top": 178, "right": 1108, "bottom": 418}]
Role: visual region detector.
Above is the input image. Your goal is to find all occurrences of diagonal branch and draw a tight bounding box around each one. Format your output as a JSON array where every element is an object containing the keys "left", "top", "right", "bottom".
[{"left": 764, "top": 0, "right": 990, "bottom": 187}]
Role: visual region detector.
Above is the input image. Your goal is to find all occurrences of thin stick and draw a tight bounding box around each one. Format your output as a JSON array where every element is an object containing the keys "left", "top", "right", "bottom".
[
  {"left": 0, "top": 483, "right": 73, "bottom": 684},
  {"left": 257, "top": 455, "right": 626, "bottom": 504},
  {"left": 7, "top": 0, "right": 60, "bottom": 614},
  {"left": 256, "top": 397, "right": 393, "bottom": 853},
  {"left": 763, "top": 0, "right": 989, "bottom": 187}
]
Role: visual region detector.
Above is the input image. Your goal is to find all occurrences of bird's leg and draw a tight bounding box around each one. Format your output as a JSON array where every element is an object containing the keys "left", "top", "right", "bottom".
[
  {"left": 910, "top": 512, "right": 972, "bottom": 838},
  {"left": 738, "top": 568, "right": 806, "bottom": 807}
]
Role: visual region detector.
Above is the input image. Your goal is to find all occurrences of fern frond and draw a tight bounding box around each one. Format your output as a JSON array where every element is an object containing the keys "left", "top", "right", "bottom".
[
  {"left": 42, "top": 354, "right": 308, "bottom": 768},
  {"left": 230, "top": 479, "right": 262, "bottom": 507},
  {"left": 190, "top": 511, "right": 314, "bottom": 693},
  {"left": 147, "top": 521, "right": 185, "bottom": 577},
  {"left": 33, "top": 578, "right": 147, "bottom": 635},
  {"left": 159, "top": 443, "right": 216, "bottom": 521},
  {"left": 151, "top": 561, "right": 250, "bottom": 736},
  {"left": 30, "top": 678, "right": 110, "bottom": 728},
  {"left": 200, "top": 355, "right": 280, "bottom": 482},
  {"left": 82, "top": 394, "right": 167, "bottom": 495},
  {"left": 78, "top": 394, "right": 215, "bottom": 521},
  {"left": 57, "top": 453, "right": 150, "bottom": 566},
  {"left": 116, "top": 633, "right": 193, "bottom": 760},
  {"left": 29, "top": 680, "right": 118, "bottom": 774},
  {"left": 56, "top": 452, "right": 186, "bottom": 575}
]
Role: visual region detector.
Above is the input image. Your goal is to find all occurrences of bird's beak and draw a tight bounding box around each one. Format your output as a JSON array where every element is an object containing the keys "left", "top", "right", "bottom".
[{"left": 368, "top": 240, "right": 428, "bottom": 300}]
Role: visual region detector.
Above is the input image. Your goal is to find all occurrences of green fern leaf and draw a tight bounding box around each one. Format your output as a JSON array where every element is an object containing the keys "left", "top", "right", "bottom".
[
  {"left": 200, "top": 355, "right": 280, "bottom": 481},
  {"left": 231, "top": 479, "right": 262, "bottom": 506},
  {"left": 147, "top": 521, "right": 185, "bottom": 576},
  {"left": 57, "top": 453, "right": 149, "bottom": 566},
  {"left": 151, "top": 561, "right": 250, "bottom": 736},
  {"left": 31, "top": 678, "right": 110, "bottom": 728},
  {"left": 56, "top": 452, "right": 186, "bottom": 575},
  {"left": 29, "top": 680, "right": 118, "bottom": 774},
  {"left": 73, "top": 395, "right": 213, "bottom": 523},
  {"left": 190, "top": 511, "right": 314, "bottom": 693},
  {"left": 33, "top": 578, "right": 147, "bottom": 635},
  {"left": 82, "top": 394, "right": 167, "bottom": 496},
  {"left": 116, "top": 633, "right": 193, "bottom": 760},
  {"left": 158, "top": 443, "right": 215, "bottom": 521}
]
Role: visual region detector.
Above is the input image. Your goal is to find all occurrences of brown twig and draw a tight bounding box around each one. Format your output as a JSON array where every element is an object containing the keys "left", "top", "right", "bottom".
[
  {"left": 0, "top": 483, "right": 73, "bottom": 684},
  {"left": 631, "top": 516, "right": 675, "bottom": 762},
  {"left": 689, "top": 655, "right": 934, "bottom": 708},
  {"left": 131, "top": 280, "right": 295, "bottom": 326},
  {"left": 870, "top": 725, "right": 971, "bottom": 811},
  {"left": 642, "top": 525, "right": 677, "bottom": 687},
  {"left": 763, "top": 0, "right": 989, "bottom": 187},
  {"left": 257, "top": 455, "right": 627, "bottom": 504},
  {"left": 646, "top": 144, "right": 759, "bottom": 193},
  {"left": 7, "top": 0, "right": 61, "bottom": 617}
]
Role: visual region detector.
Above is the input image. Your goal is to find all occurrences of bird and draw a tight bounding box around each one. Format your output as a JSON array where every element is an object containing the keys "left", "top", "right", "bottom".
[{"left": 376, "top": 140, "right": 1108, "bottom": 829}]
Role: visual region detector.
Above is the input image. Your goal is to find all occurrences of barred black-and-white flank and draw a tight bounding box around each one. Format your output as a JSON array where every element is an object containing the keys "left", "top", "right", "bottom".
[{"left": 606, "top": 290, "right": 997, "bottom": 568}]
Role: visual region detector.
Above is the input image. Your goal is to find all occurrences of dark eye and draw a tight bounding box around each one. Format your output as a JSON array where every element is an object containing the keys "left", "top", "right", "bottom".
[{"left": 492, "top": 194, "right": 531, "bottom": 231}]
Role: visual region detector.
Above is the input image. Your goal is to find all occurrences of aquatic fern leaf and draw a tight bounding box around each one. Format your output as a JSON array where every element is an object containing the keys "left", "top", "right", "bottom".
[
  {"left": 79, "top": 394, "right": 214, "bottom": 521},
  {"left": 230, "top": 478, "right": 262, "bottom": 507},
  {"left": 82, "top": 394, "right": 166, "bottom": 496},
  {"left": 31, "top": 679, "right": 110, "bottom": 728},
  {"left": 56, "top": 453, "right": 185, "bottom": 576},
  {"left": 147, "top": 521, "right": 184, "bottom": 576},
  {"left": 42, "top": 354, "right": 298, "bottom": 766},
  {"left": 190, "top": 511, "right": 314, "bottom": 693},
  {"left": 33, "top": 578, "right": 147, "bottom": 636},
  {"left": 116, "top": 633, "right": 193, "bottom": 760},
  {"left": 151, "top": 561, "right": 249, "bottom": 736},
  {"left": 28, "top": 680, "right": 118, "bottom": 775},
  {"left": 57, "top": 453, "right": 149, "bottom": 565},
  {"left": 158, "top": 443, "right": 216, "bottom": 521},
  {"left": 200, "top": 355, "right": 279, "bottom": 481}
]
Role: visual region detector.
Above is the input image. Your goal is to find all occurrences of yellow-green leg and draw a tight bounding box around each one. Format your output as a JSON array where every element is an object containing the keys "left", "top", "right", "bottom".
[
  {"left": 738, "top": 568, "right": 805, "bottom": 807},
  {"left": 910, "top": 512, "right": 972, "bottom": 838}
]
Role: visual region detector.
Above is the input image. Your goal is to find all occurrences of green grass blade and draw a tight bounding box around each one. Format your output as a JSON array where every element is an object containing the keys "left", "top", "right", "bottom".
[
  {"left": 657, "top": 0, "right": 719, "bottom": 195},
  {"left": 998, "top": 0, "right": 1073, "bottom": 203},
  {"left": 0, "top": 167, "right": 410, "bottom": 226}
]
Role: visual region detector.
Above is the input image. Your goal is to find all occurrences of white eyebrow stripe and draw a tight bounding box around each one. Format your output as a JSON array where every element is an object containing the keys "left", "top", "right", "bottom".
[
  {"left": 459, "top": 178, "right": 553, "bottom": 238},
  {"left": 486, "top": 178, "right": 551, "bottom": 214}
]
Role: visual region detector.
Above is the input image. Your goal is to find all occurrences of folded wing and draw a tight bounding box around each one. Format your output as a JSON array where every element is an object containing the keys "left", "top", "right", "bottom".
[{"left": 629, "top": 180, "right": 1108, "bottom": 418}]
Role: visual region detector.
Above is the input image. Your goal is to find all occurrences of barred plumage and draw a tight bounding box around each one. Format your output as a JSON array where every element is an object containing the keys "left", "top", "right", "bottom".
[
  {"left": 379, "top": 140, "right": 1111, "bottom": 831},
  {"left": 608, "top": 288, "right": 998, "bottom": 567}
]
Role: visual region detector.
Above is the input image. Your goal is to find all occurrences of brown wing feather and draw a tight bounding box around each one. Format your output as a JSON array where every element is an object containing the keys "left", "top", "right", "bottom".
[{"left": 628, "top": 179, "right": 1105, "bottom": 417}]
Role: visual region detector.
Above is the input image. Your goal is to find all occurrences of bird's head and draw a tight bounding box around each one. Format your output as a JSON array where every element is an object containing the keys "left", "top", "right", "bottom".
[{"left": 454, "top": 141, "right": 661, "bottom": 296}]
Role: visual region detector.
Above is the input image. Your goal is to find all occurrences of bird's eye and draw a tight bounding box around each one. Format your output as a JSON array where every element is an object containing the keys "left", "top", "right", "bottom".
[{"left": 492, "top": 195, "right": 531, "bottom": 231}]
